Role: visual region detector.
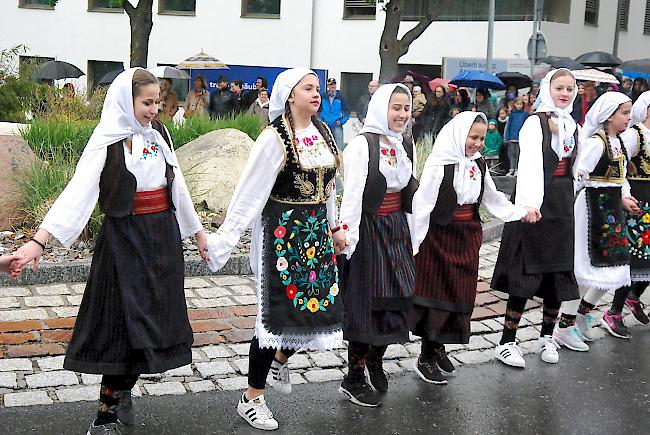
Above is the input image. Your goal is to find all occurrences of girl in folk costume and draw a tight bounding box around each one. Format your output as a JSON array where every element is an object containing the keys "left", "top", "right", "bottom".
[
  {"left": 555, "top": 92, "right": 635, "bottom": 350},
  {"left": 602, "top": 91, "right": 650, "bottom": 333},
  {"left": 491, "top": 69, "right": 580, "bottom": 368},
  {"left": 337, "top": 83, "right": 418, "bottom": 407},
  {"left": 410, "top": 112, "right": 536, "bottom": 384},
  {"left": 205, "top": 68, "right": 343, "bottom": 431},
  {"left": 13, "top": 68, "right": 207, "bottom": 435}
]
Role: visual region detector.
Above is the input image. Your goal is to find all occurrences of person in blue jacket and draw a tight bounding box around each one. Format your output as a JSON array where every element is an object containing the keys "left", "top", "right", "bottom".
[
  {"left": 320, "top": 78, "right": 350, "bottom": 149},
  {"left": 504, "top": 97, "right": 529, "bottom": 176}
]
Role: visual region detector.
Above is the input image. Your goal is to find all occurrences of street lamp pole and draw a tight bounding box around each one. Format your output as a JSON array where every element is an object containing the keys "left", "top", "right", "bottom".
[
  {"left": 531, "top": 0, "right": 539, "bottom": 77},
  {"left": 486, "top": 0, "right": 495, "bottom": 72}
]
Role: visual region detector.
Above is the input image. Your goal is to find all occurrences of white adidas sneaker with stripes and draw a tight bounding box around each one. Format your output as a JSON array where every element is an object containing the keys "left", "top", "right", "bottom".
[
  {"left": 494, "top": 342, "right": 526, "bottom": 368},
  {"left": 237, "top": 393, "right": 279, "bottom": 431}
]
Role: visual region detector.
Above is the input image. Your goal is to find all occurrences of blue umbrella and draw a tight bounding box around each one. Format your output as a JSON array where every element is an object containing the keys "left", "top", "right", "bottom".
[{"left": 449, "top": 70, "right": 506, "bottom": 90}]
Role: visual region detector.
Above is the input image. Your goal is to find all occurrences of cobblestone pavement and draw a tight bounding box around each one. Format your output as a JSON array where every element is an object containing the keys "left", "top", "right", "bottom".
[{"left": 0, "top": 239, "right": 648, "bottom": 407}]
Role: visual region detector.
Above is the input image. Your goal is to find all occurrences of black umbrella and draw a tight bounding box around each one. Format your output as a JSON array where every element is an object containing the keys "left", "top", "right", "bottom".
[
  {"left": 35, "top": 60, "right": 84, "bottom": 80},
  {"left": 619, "top": 59, "right": 650, "bottom": 74},
  {"left": 97, "top": 68, "right": 125, "bottom": 85},
  {"left": 575, "top": 51, "right": 622, "bottom": 67},
  {"left": 496, "top": 72, "right": 533, "bottom": 89},
  {"left": 537, "top": 56, "right": 587, "bottom": 70}
]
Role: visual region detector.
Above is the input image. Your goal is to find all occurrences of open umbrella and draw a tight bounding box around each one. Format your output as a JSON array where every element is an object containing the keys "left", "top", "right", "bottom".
[
  {"left": 537, "top": 56, "right": 587, "bottom": 70},
  {"left": 571, "top": 68, "right": 620, "bottom": 84},
  {"left": 618, "top": 59, "right": 650, "bottom": 75},
  {"left": 148, "top": 66, "right": 191, "bottom": 80},
  {"left": 177, "top": 52, "right": 228, "bottom": 70},
  {"left": 449, "top": 70, "right": 505, "bottom": 90},
  {"left": 97, "top": 68, "right": 125, "bottom": 85},
  {"left": 428, "top": 77, "right": 455, "bottom": 91},
  {"left": 35, "top": 60, "right": 84, "bottom": 80},
  {"left": 575, "top": 51, "right": 622, "bottom": 67},
  {"left": 496, "top": 72, "right": 532, "bottom": 89}
]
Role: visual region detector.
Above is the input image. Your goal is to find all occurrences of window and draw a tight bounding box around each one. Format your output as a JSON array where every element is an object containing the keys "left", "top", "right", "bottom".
[
  {"left": 344, "top": 0, "right": 376, "bottom": 19},
  {"left": 585, "top": 0, "right": 599, "bottom": 26},
  {"left": 617, "top": 0, "right": 630, "bottom": 31},
  {"left": 159, "top": 0, "right": 196, "bottom": 15},
  {"left": 645, "top": 0, "right": 650, "bottom": 35},
  {"left": 402, "top": 0, "right": 570, "bottom": 24},
  {"left": 241, "top": 0, "right": 281, "bottom": 18},
  {"left": 18, "top": 0, "right": 53, "bottom": 9},
  {"left": 19, "top": 55, "right": 54, "bottom": 80},
  {"left": 88, "top": 0, "right": 123, "bottom": 12},
  {"left": 88, "top": 60, "right": 124, "bottom": 91}
]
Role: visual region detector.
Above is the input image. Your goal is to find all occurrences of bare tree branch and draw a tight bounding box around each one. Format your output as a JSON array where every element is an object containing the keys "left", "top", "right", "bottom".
[{"left": 398, "top": 0, "right": 454, "bottom": 56}]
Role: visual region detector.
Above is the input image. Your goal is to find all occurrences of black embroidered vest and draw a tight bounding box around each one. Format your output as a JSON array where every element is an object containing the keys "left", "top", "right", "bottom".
[
  {"left": 628, "top": 124, "right": 650, "bottom": 180},
  {"left": 589, "top": 131, "right": 627, "bottom": 183},
  {"left": 429, "top": 160, "right": 486, "bottom": 226},
  {"left": 98, "top": 119, "right": 175, "bottom": 218},
  {"left": 268, "top": 115, "right": 339, "bottom": 205},
  {"left": 360, "top": 133, "right": 419, "bottom": 214},
  {"left": 535, "top": 113, "right": 578, "bottom": 185}
]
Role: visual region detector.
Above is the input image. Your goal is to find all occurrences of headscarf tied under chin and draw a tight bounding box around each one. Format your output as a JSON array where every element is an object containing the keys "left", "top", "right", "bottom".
[
  {"left": 631, "top": 90, "right": 650, "bottom": 126},
  {"left": 268, "top": 67, "right": 317, "bottom": 123},
  {"left": 425, "top": 111, "right": 487, "bottom": 195},
  {"left": 360, "top": 83, "right": 412, "bottom": 144},
  {"left": 580, "top": 91, "right": 631, "bottom": 143},
  {"left": 84, "top": 67, "right": 177, "bottom": 167},
  {"left": 535, "top": 68, "right": 578, "bottom": 158}
]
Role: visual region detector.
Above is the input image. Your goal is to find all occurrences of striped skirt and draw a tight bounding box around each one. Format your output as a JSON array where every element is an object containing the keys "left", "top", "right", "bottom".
[
  {"left": 341, "top": 209, "right": 414, "bottom": 346},
  {"left": 409, "top": 216, "right": 482, "bottom": 344},
  {"left": 63, "top": 209, "right": 192, "bottom": 375}
]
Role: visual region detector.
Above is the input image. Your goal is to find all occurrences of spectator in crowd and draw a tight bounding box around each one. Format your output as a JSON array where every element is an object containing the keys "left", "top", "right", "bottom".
[
  {"left": 631, "top": 77, "right": 648, "bottom": 102},
  {"left": 184, "top": 75, "right": 210, "bottom": 119},
  {"left": 402, "top": 74, "right": 415, "bottom": 93},
  {"left": 449, "top": 107, "right": 461, "bottom": 118},
  {"left": 530, "top": 82, "right": 540, "bottom": 96},
  {"left": 503, "top": 97, "right": 528, "bottom": 176},
  {"left": 527, "top": 92, "right": 537, "bottom": 113},
  {"left": 208, "top": 76, "right": 238, "bottom": 118},
  {"left": 230, "top": 80, "right": 245, "bottom": 113},
  {"left": 482, "top": 119, "right": 503, "bottom": 162},
  {"left": 496, "top": 106, "right": 510, "bottom": 174},
  {"left": 241, "top": 76, "right": 268, "bottom": 109},
  {"left": 572, "top": 83, "right": 586, "bottom": 124},
  {"left": 499, "top": 85, "right": 518, "bottom": 109},
  {"left": 319, "top": 77, "right": 350, "bottom": 148},
  {"left": 246, "top": 87, "right": 270, "bottom": 127},
  {"left": 451, "top": 88, "right": 471, "bottom": 112},
  {"left": 621, "top": 77, "right": 633, "bottom": 97},
  {"left": 411, "top": 85, "right": 427, "bottom": 138},
  {"left": 474, "top": 88, "right": 495, "bottom": 119},
  {"left": 357, "top": 79, "right": 379, "bottom": 124},
  {"left": 157, "top": 78, "right": 178, "bottom": 122},
  {"left": 63, "top": 82, "right": 75, "bottom": 96},
  {"left": 420, "top": 85, "right": 450, "bottom": 138}
]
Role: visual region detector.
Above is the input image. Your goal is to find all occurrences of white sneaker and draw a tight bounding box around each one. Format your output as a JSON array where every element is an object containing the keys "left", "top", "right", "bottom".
[
  {"left": 553, "top": 325, "right": 589, "bottom": 351},
  {"left": 269, "top": 359, "right": 292, "bottom": 395},
  {"left": 539, "top": 335, "right": 559, "bottom": 364},
  {"left": 494, "top": 342, "right": 525, "bottom": 368},
  {"left": 237, "top": 393, "right": 279, "bottom": 431},
  {"left": 575, "top": 313, "right": 597, "bottom": 341}
]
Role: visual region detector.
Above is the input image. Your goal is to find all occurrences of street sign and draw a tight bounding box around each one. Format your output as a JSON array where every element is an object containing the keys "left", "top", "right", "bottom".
[{"left": 527, "top": 33, "right": 547, "bottom": 61}]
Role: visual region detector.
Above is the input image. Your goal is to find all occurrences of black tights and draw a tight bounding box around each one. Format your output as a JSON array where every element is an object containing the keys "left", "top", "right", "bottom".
[
  {"left": 247, "top": 336, "right": 296, "bottom": 389},
  {"left": 96, "top": 374, "right": 139, "bottom": 425},
  {"left": 611, "top": 282, "right": 649, "bottom": 313},
  {"left": 420, "top": 339, "right": 443, "bottom": 362},
  {"left": 346, "top": 341, "right": 388, "bottom": 382},
  {"left": 500, "top": 295, "right": 560, "bottom": 344}
]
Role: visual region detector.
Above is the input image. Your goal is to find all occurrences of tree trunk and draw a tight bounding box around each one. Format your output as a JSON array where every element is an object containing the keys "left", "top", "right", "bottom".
[
  {"left": 378, "top": 0, "right": 454, "bottom": 83},
  {"left": 124, "top": 0, "right": 154, "bottom": 68}
]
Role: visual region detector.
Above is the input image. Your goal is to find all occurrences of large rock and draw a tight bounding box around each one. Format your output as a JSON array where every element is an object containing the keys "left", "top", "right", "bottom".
[
  {"left": 176, "top": 128, "right": 254, "bottom": 213},
  {"left": 0, "top": 135, "right": 36, "bottom": 229}
]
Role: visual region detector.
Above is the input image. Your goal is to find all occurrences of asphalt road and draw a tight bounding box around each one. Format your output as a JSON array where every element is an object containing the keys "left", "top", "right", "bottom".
[{"left": 2, "top": 328, "right": 649, "bottom": 435}]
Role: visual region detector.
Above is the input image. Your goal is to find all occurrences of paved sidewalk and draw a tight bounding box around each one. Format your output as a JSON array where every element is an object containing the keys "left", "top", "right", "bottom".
[{"left": 0, "top": 239, "right": 648, "bottom": 408}]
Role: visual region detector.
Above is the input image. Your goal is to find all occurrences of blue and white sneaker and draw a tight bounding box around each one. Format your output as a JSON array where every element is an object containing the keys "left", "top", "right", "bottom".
[
  {"left": 575, "top": 313, "right": 598, "bottom": 341},
  {"left": 553, "top": 325, "right": 589, "bottom": 351}
]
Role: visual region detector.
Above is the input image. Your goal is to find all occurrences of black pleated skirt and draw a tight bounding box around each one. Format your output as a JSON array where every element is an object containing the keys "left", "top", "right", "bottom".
[
  {"left": 64, "top": 210, "right": 192, "bottom": 375},
  {"left": 341, "top": 210, "right": 414, "bottom": 346}
]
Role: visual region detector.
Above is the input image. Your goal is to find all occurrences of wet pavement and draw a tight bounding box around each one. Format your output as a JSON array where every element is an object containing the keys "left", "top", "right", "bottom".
[{"left": 2, "top": 329, "right": 648, "bottom": 435}]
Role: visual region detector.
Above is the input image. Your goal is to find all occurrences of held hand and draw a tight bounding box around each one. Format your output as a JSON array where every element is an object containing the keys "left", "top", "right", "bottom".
[
  {"left": 14, "top": 241, "right": 44, "bottom": 273},
  {"left": 332, "top": 231, "right": 348, "bottom": 255},
  {"left": 0, "top": 254, "right": 21, "bottom": 276},
  {"left": 522, "top": 207, "right": 542, "bottom": 224},
  {"left": 623, "top": 196, "right": 640, "bottom": 214},
  {"left": 195, "top": 231, "right": 209, "bottom": 261}
]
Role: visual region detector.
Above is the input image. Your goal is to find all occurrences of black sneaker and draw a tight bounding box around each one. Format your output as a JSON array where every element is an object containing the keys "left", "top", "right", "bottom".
[
  {"left": 602, "top": 310, "right": 630, "bottom": 339},
  {"left": 86, "top": 419, "right": 121, "bottom": 435},
  {"left": 414, "top": 357, "right": 448, "bottom": 385},
  {"left": 116, "top": 390, "right": 135, "bottom": 426},
  {"left": 365, "top": 365, "right": 389, "bottom": 393},
  {"left": 625, "top": 298, "right": 650, "bottom": 325},
  {"left": 432, "top": 346, "right": 455, "bottom": 374},
  {"left": 338, "top": 376, "right": 383, "bottom": 407}
]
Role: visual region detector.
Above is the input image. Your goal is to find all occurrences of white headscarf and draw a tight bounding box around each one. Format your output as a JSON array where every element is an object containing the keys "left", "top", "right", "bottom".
[
  {"left": 268, "top": 67, "right": 317, "bottom": 122},
  {"left": 581, "top": 92, "right": 632, "bottom": 142},
  {"left": 426, "top": 111, "right": 487, "bottom": 194},
  {"left": 535, "top": 68, "right": 578, "bottom": 156},
  {"left": 631, "top": 90, "right": 650, "bottom": 126},
  {"left": 360, "top": 83, "right": 412, "bottom": 145},
  {"left": 85, "top": 68, "right": 177, "bottom": 167}
]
